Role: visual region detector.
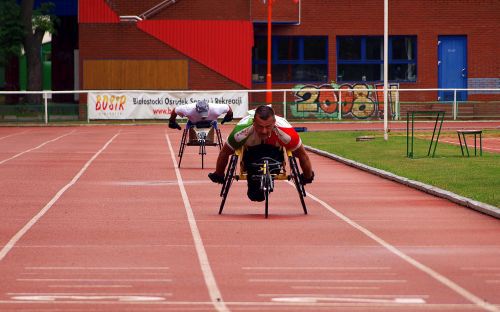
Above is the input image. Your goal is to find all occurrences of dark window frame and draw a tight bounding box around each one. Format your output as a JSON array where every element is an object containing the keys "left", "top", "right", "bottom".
[
  {"left": 252, "top": 35, "right": 329, "bottom": 83},
  {"left": 336, "top": 35, "right": 417, "bottom": 83}
]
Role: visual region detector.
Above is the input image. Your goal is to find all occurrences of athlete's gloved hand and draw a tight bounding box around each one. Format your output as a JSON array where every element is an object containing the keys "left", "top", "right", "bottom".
[
  {"left": 208, "top": 172, "right": 225, "bottom": 184},
  {"left": 300, "top": 171, "right": 315, "bottom": 185},
  {"left": 221, "top": 112, "right": 233, "bottom": 124},
  {"left": 169, "top": 120, "right": 181, "bottom": 130}
]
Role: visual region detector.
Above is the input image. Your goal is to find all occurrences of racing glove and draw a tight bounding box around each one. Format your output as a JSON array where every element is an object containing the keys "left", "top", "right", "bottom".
[
  {"left": 300, "top": 171, "right": 315, "bottom": 185},
  {"left": 221, "top": 112, "right": 233, "bottom": 124},
  {"left": 208, "top": 172, "right": 225, "bottom": 184},
  {"left": 168, "top": 120, "right": 182, "bottom": 130}
]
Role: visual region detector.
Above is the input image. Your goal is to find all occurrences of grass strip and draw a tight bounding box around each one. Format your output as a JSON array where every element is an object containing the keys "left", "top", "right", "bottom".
[{"left": 300, "top": 130, "right": 499, "bottom": 208}]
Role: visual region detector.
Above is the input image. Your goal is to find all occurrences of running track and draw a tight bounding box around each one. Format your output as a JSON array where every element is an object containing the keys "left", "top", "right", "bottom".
[{"left": 0, "top": 124, "right": 498, "bottom": 311}]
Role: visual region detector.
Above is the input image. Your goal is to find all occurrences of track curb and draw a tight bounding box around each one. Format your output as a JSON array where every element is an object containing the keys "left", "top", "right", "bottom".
[{"left": 305, "top": 145, "right": 500, "bottom": 219}]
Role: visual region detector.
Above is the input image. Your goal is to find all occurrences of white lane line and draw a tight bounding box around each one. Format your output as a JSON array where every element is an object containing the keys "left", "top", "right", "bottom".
[
  {"left": 21, "top": 272, "right": 171, "bottom": 276},
  {"left": 291, "top": 286, "right": 379, "bottom": 290},
  {"left": 245, "top": 272, "right": 397, "bottom": 276},
  {"left": 0, "top": 132, "right": 119, "bottom": 262},
  {"left": 165, "top": 134, "right": 229, "bottom": 312},
  {"left": 249, "top": 279, "right": 406, "bottom": 283},
  {"left": 0, "top": 130, "right": 75, "bottom": 165},
  {"left": 242, "top": 266, "right": 390, "bottom": 270},
  {"left": 439, "top": 139, "right": 500, "bottom": 152},
  {"left": 48, "top": 285, "right": 133, "bottom": 288},
  {"left": 0, "top": 130, "right": 29, "bottom": 141},
  {"left": 26, "top": 266, "right": 170, "bottom": 270},
  {"left": 8, "top": 292, "right": 172, "bottom": 296},
  {"left": 298, "top": 186, "right": 500, "bottom": 312},
  {"left": 11, "top": 295, "right": 166, "bottom": 302},
  {"left": 271, "top": 296, "right": 426, "bottom": 304},
  {"left": 17, "top": 278, "right": 172, "bottom": 282},
  {"left": 260, "top": 294, "right": 429, "bottom": 298},
  {"left": 461, "top": 267, "right": 500, "bottom": 271}
]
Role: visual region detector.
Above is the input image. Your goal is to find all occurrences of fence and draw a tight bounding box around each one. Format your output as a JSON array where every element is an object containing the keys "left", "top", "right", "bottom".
[{"left": 0, "top": 88, "right": 499, "bottom": 124}]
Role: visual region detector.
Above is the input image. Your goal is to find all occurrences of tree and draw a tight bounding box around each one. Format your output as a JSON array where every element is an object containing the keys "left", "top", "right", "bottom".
[
  {"left": 21, "top": 0, "right": 57, "bottom": 104},
  {"left": 0, "top": 0, "right": 23, "bottom": 66},
  {"left": 0, "top": 0, "right": 57, "bottom": 103}
]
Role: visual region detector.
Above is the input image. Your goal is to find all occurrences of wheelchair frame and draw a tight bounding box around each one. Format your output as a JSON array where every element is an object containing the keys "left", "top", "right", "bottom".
[
  {"left": 218, "top": 147, "right": 308, "bottom": 218},
  {"left": 177, "top": 121, "right": 223, "bottom": 169}
]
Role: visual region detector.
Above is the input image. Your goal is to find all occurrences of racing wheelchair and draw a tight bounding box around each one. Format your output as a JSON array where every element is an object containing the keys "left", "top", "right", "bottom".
[
  {"left": 218, "top": 146, "right": 308, "bottom": 218},
  {"left": 178, "top": 120, "right": 223, "bottom": 169}
]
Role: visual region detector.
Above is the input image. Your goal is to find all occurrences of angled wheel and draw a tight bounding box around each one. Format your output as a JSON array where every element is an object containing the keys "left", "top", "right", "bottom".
[
  {"left": 216, "top": 129, "right": 223, "bottom": 150},
  {"left": 177, "top": 129, "right": 188, "bottom": 168},
  {"left": 289, "top": 156, "right": 307, "bottom": 215},
  {"left": 219, "top": 154, "right": 238, "bottom": 214},
  {"left": 264, "top": 185, "right": 270, "bottom": 218}
]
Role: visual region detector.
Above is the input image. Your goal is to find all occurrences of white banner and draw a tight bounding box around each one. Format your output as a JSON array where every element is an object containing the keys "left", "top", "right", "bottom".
[{"left": 88, "top": 91, "right": 249, "bottom": 120}]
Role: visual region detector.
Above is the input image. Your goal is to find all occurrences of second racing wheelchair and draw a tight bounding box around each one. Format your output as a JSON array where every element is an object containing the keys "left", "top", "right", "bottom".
[{"left": 177, "top": 120, "right": 223, "bottom": 169}]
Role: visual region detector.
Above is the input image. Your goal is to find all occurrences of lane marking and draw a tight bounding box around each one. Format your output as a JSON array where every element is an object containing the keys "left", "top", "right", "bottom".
[
  {"left": 8, "top": 292, "right": 171, "bottom": 296},
  {"left": 0, "top": 299, "right": 485, "bottom": 308},
  {"left": 0, "top": 130, "right": 75, "bottom": 165},
  {"left": 11, "top": 295, "right": 166, "bottom": 302},
  {"left": 245, "top": 272, "right": 397, "bottom": 276},
  {"left": 17, "top": 278, "right": 172, "bottom": 282},
  {"left": 26, "top": 266, "right": 170, "bottom": 270},
  {"left": 261, "top": 293, "right": 429, "bottom": 298},
  {"left": 49, "top": 285, "right": 133, "bottom": 288},
  {"left": 461, "top": 267, "right": 500, "bottom": 271},
  {"left": 248, "top": 279, "right": 406, "bottom": 283},
  {"left": 0, "top": 130, "right": 29, "bottom": 141},
  {"left": 165, "top": 134, "right": 228, "bottom": 312},
  {"left": 0, "top": 132, "right": 119, "bottom": 262},
  {"left": 110, "top": 180, "right": 209, "bottom": 186},
  {"left": 439, "top": 139, "right": 500, "bottom": 152},
  {"left": 271, "top": 296, "right": 426, "bottom": 304},
  {"left": 242, "top": 266, "right": 391, "bottom": 270},
  {"left": 296, "top": 184, "right": 500, "bottom": 312},
  {"left": 291, "top": 286, "right": 379, "bottom": 290},
  {"left": 6, "top": 292, "right": 172, "bottom": 297}
]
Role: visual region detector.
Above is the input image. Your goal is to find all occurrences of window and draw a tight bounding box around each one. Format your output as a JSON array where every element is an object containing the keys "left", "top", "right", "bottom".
[
  {"left": 252, "top": 36, "right": 328, "bottom": 83},
  {"left": 337, "top": 36, "right": 417, "bottom": 82}
]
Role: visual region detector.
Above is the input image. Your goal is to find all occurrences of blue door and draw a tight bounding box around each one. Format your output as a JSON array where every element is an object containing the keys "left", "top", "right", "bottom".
[{"left": 438, "top": 36, "right": 467, "bottom": 101}]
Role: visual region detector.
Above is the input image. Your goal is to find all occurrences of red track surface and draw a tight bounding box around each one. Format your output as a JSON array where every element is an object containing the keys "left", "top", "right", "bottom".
[{"left": 0, "top": 124, "right": 499, "bottom": 311}]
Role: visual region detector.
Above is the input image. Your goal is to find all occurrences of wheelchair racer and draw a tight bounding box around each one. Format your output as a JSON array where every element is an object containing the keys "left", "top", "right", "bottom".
[
  {"left": 209, "top": 105, "right": 314, "bottom": 202},
  {"left": 168, "top": 100, "right": 233, "bottom": 143}
]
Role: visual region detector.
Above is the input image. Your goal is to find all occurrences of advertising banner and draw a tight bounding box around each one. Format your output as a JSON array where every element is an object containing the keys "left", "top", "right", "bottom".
[{"left": 88, "top": 91, "right": 249, "bottom": 120}]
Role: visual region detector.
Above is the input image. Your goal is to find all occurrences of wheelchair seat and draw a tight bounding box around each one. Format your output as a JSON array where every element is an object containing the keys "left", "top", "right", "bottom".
[
  {"left": 218, "top": 145, "right": 308, "bottom": 218},
  {"left": 177, "top": 120, "right": 223, "bottom": 168}
]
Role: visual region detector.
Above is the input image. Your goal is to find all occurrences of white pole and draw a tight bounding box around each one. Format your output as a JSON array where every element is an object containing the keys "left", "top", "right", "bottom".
[
  {"left": 383, "top": 0, "right": 389, "bottom": 141},
  {"left": 283, "top": 90, "right": 287, "bottom": 119},
  {"left": 87, "top": 91, "right": 90, "bottom": 123},
  {"left": 44, "top": 92, "right": 48, "bottom": 124},
  {"left": 338, "top": 90, "right": 342, "bottom": 120},
  {"left": 453, "top": 89, "right": 457, "bottom": 120}
]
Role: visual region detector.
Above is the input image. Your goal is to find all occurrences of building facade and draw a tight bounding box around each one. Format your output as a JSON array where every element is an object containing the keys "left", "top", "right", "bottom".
[{"left": 77, "top": 0, "right": 499, "bottom": 119}]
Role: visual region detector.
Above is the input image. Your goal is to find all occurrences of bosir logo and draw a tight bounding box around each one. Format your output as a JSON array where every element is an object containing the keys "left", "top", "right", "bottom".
[{"left": 95, "top": 95, "right": 126, "bottom": 111}]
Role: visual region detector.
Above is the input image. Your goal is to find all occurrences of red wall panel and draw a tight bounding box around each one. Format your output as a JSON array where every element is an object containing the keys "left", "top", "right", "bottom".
[
  {"left": 138, "top": 20, "right": 253, "bottom": 88},
  {"left": 79, "top": 0, "right": 119, "bottom": 23}
]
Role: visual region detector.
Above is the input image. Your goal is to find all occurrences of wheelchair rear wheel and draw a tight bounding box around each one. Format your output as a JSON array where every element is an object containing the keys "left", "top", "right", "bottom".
[
  {"left": 289, "top": 156, "right": 308, "bottom": 215},
  {"left": 219, "top": 154, "right": 238, "bottom": 214}
]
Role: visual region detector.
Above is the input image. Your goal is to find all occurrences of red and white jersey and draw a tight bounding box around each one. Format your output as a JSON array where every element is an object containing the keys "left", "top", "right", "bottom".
[{"left": 227, "top": 115, "right": 302, "bottom": 151}]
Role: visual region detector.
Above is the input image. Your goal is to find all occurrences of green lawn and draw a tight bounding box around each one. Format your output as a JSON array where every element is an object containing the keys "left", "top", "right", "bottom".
[{"left": 300, "top": 130, "right": 500, "bottom": 208}]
